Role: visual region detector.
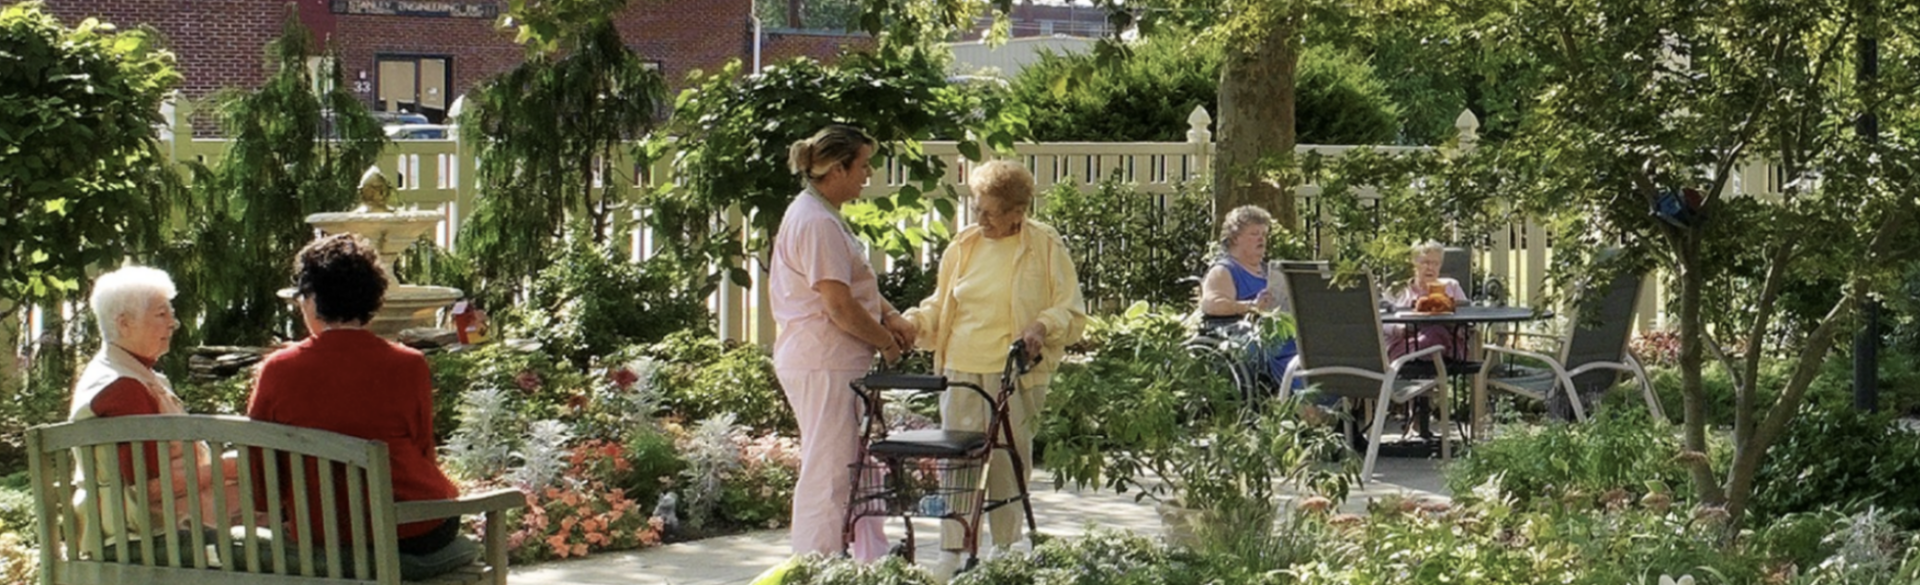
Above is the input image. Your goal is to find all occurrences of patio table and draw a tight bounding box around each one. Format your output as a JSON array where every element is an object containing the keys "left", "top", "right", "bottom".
[{"left": 1379, "top": 306, "right": 1552, "bottom": 441}]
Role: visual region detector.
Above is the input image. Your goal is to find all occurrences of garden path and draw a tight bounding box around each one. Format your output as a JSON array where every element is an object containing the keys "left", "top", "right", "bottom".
[{"left": 507, "top": 458, "right": 1447, "bottom": 585}]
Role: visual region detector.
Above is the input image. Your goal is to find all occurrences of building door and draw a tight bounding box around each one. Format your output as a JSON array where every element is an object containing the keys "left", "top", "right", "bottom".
[{"left": 376, "top": 55, "right": 451, "bottom": 123}]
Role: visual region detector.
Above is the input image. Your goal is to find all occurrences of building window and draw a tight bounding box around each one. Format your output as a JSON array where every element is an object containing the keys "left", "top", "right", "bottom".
[{"left": 375, "top": 55, "right": 453, "bottom": 123}]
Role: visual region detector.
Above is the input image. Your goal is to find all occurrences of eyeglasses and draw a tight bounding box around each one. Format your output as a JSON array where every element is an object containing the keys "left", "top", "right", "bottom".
[{"left": 970, "top": 202, "right": 1026, "bottom": 219}]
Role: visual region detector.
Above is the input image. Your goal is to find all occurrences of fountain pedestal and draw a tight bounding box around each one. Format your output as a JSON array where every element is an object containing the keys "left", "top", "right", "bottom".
[{"left": 281, "top": 167, "right": 463, "bottom": 339}]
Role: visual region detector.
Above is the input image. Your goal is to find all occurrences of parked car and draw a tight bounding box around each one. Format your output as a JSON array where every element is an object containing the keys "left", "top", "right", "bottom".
[
  {"left": 373, "top": 111, "right": 431, "bottom": 126},
  {"left": 386, "top": 124, "right": 450, "bottom": 140}
]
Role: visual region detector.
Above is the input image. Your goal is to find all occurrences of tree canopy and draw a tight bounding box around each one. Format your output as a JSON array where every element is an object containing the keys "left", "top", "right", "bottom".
[{"left": 0, "top": 1, "right": 179, "bottom": 317}]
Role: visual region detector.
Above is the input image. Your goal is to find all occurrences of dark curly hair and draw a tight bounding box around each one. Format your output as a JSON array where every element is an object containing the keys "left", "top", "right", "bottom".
[{"left": 295, "top": 233, "right": 387, "bottom": 326}]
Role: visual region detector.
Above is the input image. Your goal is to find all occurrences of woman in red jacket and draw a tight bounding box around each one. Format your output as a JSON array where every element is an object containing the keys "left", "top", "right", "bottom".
[{"left": 248, "top": 234, "right": 461, "bottom": 556}]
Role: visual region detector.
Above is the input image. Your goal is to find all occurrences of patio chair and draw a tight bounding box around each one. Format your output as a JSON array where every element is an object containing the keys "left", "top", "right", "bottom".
[
  {"left": 1470, "top": 272, "right": 1667, "bottom": 436},
  {"left": 1276, "top": 262, "right": 1451, "bottom": 483},
  {"left": 1441, "top": 246, "right": 1473, "bottom": 292}
]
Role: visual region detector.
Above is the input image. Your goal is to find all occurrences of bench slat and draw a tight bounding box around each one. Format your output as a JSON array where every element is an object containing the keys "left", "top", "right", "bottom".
[
  {"left": 210, "top": 440, "right": 234, "bottom": 572},
  {"left": 264, "top": 448, "right": 287, "bottom": 574},
  {"left": 291, "top": 452, "right": 316, "bottom": 576},
  {"left": 347, "top": 465, "right": 370, "bottom": 581},
  {"left": 155, "top": 441, "right": 182, "bottom": 567},
  {"left": 184, "top": 441, "right": 210, "bottom": 569},
  {"left": 75, "top": 446, "right": 107, "bottom": 560},
  {"left": 37, "top": 416, "right": 379, "bottom": 467},
  {"left": 319, "top": 459, "right": 343, "bottom": 579},
  {"left": 126, "top": 441, "right": 155, "bottom": 565},
  {"left": 63, "top": 560, "right": 378, "bottom": 585},
  {"left": 237, "top": 443, "right": 262, "bottom": 573}
]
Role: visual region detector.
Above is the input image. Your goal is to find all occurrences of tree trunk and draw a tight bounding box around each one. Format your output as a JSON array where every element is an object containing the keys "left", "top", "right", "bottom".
[
  {"left": 1212, "top": 25, "right": 1299, "bottom": 230},
  {"left": 1676, "top": 237, "right": 1725, "bottom": 506},
  {"left": 0, "top": 298, "right": 17, "bottom": 389}
]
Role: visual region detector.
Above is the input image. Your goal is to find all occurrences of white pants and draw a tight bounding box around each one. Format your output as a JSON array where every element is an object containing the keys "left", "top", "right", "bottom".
[
  {"left": 939, "top": 369, "right": 1045, "bottom": 551},
  {"left": 776, "top": 368, "right": 886, "bottom": 561}
]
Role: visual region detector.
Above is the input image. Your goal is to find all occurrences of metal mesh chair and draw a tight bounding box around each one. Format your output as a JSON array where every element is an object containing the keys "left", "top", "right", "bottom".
[
  {"left": 1276, "top": 262, "right": 1451, "bottom": 483},
  {"left": 1470, "top": 271, "right": 1667, "bottom": 435}
]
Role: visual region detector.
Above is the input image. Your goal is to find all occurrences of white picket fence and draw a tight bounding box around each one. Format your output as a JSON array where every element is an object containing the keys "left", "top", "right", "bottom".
[{"left": 110, "top": 104, "right": 1791, "bottom": 348}]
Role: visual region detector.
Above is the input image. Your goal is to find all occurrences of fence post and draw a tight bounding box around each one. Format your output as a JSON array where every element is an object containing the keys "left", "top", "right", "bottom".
[
  {"left": 1186, "top": 105, "right": 1212, "bottom": 181},
  {"left": 1453, "top": 109, "right": 1479, "bottom": 154},
  {"left": 449, "top": 95, "right": 475, "bottom": 248},
  {"left": 170, "top": 98, "right": 195, "bottom": 163}
]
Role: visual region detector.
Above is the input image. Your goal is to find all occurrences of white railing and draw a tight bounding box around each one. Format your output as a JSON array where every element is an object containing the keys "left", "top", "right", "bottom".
[{"left": 132, "top": 104, "right": 1785, "bottom": 349}]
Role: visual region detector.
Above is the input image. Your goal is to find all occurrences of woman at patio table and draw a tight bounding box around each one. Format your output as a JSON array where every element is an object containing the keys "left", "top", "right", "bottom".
[
  {"left": 1384, "top": 240, "right": 1471, "bottom": 360},
  {"left": 903, "top": 159, "right": 1086, "bottom": 579},
  {"left": 1197, "top": 205, "right": 1300, "bottom": 390},
  {"left": 768, "top": 124, "right": 912, "bottom": 562}
]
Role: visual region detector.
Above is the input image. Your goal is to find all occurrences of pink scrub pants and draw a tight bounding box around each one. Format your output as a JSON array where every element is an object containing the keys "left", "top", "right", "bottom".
[{"left": 777, "top": 368, "right": 886, "bottom": 561}]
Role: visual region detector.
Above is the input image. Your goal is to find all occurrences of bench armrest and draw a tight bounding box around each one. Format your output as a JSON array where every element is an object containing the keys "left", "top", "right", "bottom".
[{"left": 396, "top": 488, "right": 526, "bottom": 523}]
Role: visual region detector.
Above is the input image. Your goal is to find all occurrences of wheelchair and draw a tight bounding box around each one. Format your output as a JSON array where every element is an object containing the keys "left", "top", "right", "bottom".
[
  {"left": 1183, "top": 315, "right": 1289, "bottom": 404},
  {"left": 842, "top": 341, "right": 1040, "bottom": 571}
]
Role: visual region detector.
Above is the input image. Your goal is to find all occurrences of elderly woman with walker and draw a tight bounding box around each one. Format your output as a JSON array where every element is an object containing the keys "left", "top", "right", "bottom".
[{"left": 904, "top": 160, "right": 1087, "bottom": 579}]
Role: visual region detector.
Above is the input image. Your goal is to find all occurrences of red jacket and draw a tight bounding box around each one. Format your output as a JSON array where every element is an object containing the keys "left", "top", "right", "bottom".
[{"left": 248, "top": 329, "right": 458, "bottom": 540}]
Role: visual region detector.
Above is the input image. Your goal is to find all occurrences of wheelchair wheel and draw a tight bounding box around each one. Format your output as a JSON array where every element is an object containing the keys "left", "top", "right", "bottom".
[{"left": 1183, "top": 336, "right": 1256, "bottom": 402}]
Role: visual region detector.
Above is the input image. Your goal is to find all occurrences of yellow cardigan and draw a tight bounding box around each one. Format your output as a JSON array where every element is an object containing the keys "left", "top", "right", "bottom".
[{"left": 905, "top": 217, "right": 1088, "bottom": 387}]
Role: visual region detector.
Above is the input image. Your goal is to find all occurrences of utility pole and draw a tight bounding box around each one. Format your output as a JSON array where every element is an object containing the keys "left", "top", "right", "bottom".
[{"left": 1853, "top": 0, "right": 1880, "bottom": 412}]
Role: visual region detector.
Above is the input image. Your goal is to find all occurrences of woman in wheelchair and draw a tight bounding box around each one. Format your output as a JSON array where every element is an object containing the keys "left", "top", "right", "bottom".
[{"left": 1196, "top": 205, "right": 1300, "bottom": 397}]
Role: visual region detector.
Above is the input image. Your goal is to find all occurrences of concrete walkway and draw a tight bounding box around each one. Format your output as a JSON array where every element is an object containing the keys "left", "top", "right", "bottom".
[{"left": 508, "top": 456, "right": 1449, "bottom": 585}]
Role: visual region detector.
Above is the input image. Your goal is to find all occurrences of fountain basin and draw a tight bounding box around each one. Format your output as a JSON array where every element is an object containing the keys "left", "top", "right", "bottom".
[{"left": 278, "top": 284, "right": 463, "bottom": 338}]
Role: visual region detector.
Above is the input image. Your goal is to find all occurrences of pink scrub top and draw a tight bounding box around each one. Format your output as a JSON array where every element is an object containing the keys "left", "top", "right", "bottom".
[{"left": 770, "top": 189, "right": 886, "bottom": 372}]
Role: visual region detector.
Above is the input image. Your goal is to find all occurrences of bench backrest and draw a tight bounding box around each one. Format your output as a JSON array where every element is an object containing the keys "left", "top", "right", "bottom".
[{"left": 26, "top": 414, "right": 404, "bottom": 585}]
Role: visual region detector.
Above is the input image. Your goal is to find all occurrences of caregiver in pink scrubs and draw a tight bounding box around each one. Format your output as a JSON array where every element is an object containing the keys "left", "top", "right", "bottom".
[{"left": 769, "top": 124, "right": 916, "bottom": 561}]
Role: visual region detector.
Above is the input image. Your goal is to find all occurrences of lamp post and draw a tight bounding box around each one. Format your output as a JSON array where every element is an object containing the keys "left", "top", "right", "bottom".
[{"left": 1852, "top": 0, "right": 1880, "bottom": 412}]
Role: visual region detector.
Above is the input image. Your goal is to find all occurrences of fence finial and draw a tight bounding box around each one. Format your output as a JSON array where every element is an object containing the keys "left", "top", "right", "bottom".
[
  {"left": 1454, "top": 109, "right": 1480, "bottom": 151},
  {"left": 1186, "top": 106, "right": 1213, "bottom": 144}
]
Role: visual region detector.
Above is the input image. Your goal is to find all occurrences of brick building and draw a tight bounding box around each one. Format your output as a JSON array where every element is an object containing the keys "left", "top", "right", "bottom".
[
  {"left": 33, "top": 1, "right": 1097, "bottom": 127},
  {"left": 38, "top": 0, "right": 771, "bottom": 125}
]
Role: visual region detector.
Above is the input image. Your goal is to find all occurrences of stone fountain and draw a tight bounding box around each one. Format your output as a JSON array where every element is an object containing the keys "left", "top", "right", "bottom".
[{"left": 282, "top": 166, "right": 463, "bottom": 338}]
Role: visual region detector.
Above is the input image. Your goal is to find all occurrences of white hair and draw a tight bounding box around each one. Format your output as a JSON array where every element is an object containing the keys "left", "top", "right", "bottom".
[
  {"left": 1411, "top": 240, "right": 1446, "bottom": 259},
  {"left": 89, "top": 266, "right": 176, "bottom": 343}
]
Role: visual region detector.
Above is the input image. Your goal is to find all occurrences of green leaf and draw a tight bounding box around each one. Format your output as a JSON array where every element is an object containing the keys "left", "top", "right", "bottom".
[{"left": 957, "top": 140, "right": 982, "bottom": 162}]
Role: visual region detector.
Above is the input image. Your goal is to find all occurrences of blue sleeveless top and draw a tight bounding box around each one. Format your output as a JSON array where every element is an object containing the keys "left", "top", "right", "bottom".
[{"left": 1217, "top": 257, "right": 1267, "bottom": 302}]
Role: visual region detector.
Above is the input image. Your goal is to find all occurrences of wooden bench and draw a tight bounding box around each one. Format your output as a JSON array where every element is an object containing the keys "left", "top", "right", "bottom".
[{"left": 25, "top": 414, "right": 523, "bottom": 584}]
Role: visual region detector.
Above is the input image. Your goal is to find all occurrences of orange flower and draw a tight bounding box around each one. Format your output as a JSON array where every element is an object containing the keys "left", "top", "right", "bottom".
[
  {"left": 570, "top": 543, "right": 587, "bottom": 557},
  {"left": 547, "top": 534, "right": 571, "bottom": 558}
]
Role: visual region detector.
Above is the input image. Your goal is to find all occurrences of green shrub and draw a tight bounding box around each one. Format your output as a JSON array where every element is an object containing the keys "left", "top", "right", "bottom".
[
  {"left": 172, "top": 374, "right": 253, "bottom": 417},
  {"left": 1008, "top": 37, "right": 1400, "bottom": 144},
  {"left": 509, "top": 234, "right": 711, "bottom": 367},
  {"left": 0, "top": 478, "right": 35, "bottom": 547},
  {"left": 1040, "top": 303, "right": 1244, "bottom": 496},
  {"left": 952, "top": 529, "right": 1211, "bottom": 585},
  {"left": 771, "top": 554, "right": 940, "bottom": 585},
  {"left": 1037, "top": 180, "right": 1214, "bottom": 314},
  {"left": 425, "top": 348, "right": 483, "bottom": 443},
  {"left": 1444, "top": 407, "right": 1698, "bottom": 509},
  {"left": 1748, "top": 402, "right": 1920, "bottom": 528},
  {"left": 648, "top": 331, "right": 794, "bottom": 435}
]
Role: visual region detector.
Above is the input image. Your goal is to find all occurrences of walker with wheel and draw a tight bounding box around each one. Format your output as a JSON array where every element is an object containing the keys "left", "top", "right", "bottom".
[{"left": 842, "top": 341, "right": 1040, "bottom": 571}]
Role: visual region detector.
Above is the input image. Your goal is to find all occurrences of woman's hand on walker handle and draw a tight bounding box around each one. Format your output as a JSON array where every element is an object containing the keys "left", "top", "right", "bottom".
[{"left": 1020, "top": 322, "right": 1046, "bottom": 362}]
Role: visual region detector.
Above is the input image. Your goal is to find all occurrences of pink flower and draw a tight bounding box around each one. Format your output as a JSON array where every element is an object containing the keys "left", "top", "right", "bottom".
[
  {"left": 608, "top": 367, "right": 639, "bottom": 390},
  {"left": 515, "top": 370, "right": 543, "bottom": 393}
]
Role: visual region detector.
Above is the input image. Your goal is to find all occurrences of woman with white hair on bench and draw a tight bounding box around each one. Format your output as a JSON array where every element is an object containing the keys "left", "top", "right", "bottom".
[{"left": 69, "top": 265, "right": 247, "bottom": 561}]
